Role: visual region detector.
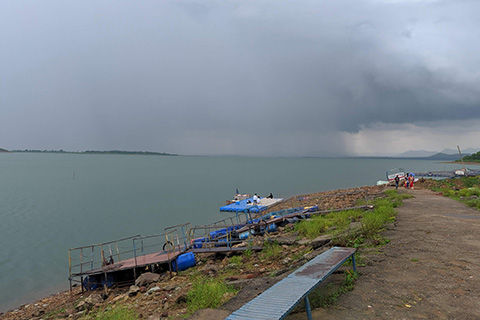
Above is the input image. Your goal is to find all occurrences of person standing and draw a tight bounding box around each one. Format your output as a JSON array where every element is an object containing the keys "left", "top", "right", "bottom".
[
  {"left": 395, "top": 175, "right": 400, "bottom": 190},
  {"left": 253, "top": 193, "right": 260, "bottom": 204}
]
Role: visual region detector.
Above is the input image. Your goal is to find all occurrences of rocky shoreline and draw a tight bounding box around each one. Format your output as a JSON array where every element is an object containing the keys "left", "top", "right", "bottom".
[{"left": 0, "top": 184, "right": 387, "bottom": 320}]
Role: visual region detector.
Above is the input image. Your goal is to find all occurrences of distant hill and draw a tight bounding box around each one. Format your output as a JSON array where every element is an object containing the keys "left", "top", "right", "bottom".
[
  {"left": 397, "top": 148, "right": 475, "bottom": 158},
  {"left": 440, "top": 148, "right": 476, "bottom": 155},
  {"left": 425, "top": 153, "right": 460, "bottom": 160},
  {"left": 439, "top": 148, "right": 458, "bottom": 155},
  {"left": 396, "top": 150, "right": 438, "bottom": 158},
  {"left": 0, "top": 148, "right": 9, "bottom": 152}
]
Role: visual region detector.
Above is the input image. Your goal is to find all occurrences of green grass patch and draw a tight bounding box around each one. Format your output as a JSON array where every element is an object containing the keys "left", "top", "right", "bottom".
[
  {"left": 44, "top": 307, "right": 67, "bottom": 319},
  {"left": 428, "top": 178, "right": 480, "bottom": 211},
  {"left": 260, "top": 241, "right": 283, "bottom": 261},
  {"left": 242, "top": 248, "right": 253, "bottom": 261},
  {"left": 465, "top": 199, "right": 480, "bottom": 209},
  {"left": 294, "top": 215, "right": 333, "bottom": 239},
  {"left": 187, "top": 277, "right": 238, "bottom": 313},
  {"left": 462, "top": 176, "right": 480, "bottom": 188},
  {"left": 360, "top": 198, "right": 396, "bottom": 238},
  {"left": 294, "top": 270, "right": 359, "bottom": 311},
  {"left": 229, "top": 255, "right": 242, "bottom": 265},
  {"left": 296, "top": 190, "right": 406, "bottom": 244},
  {"left": 295, "top": 209, "right": 363, "bottom": 240},
  {"left": 458, "top": 187, "right": 480, "bottom": 198},
  {"left": 384, "top": 189, "right": 414, "bottom": 204},
  {"left": 79, "top": 305, "right": 138, "bottom": 320}
]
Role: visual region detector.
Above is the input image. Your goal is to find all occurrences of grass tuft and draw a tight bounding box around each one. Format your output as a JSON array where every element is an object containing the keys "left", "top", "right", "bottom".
[
  {"left": 79, "top": 305, "right": 138, "bottom": 320},
  {"left": 260, "top": 241, "right": 283, "bottom": 261},
  {"left": 187, "top": 277, "right": 237, "bottom": 313}
]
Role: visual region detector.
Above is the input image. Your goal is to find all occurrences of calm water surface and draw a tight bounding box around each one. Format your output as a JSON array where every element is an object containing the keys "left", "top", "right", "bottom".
[{"left": 0, "top": 153, "right": 465, "bottom": 312}]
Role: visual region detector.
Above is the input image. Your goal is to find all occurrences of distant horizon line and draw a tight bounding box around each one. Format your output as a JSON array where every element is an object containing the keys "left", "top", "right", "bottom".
[{"left": 1, "top": 148, "right": 475, "bottom": 160}]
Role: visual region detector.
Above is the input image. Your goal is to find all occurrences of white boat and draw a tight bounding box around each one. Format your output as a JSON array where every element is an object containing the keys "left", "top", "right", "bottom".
[{"left": 386, "top": 168, "right": 406, "bottom": 181}]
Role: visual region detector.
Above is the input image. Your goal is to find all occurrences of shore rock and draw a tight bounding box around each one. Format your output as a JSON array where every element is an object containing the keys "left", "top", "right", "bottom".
[
  {"left": 297, "top": 234, "right": 331, "bottom": 249},
  {"left": 85, "top": 293, "right": 103, "bottom": 305},
  {"left": 135, "top": 272, "right": 160, "bottom": 287},
  {"left": 202, "top": 263, "right": 220, "bottom": 275},
  {"left": 128, "top": 285, "right": 140, "bottom": 297},
  {"left": 146, "top": 286, "right": 162, "bottom": 295},
  {"left": 273, "top": 235, "right": 297, "bottom": 245}
]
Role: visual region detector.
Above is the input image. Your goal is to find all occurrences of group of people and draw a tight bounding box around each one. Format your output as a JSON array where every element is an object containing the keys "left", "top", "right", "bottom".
[
  {"left": 246, "top": 192, "right": 274, "bottom": 205},
  {"left": 394, "top": 174, "right": 415, "bottom": 190}
]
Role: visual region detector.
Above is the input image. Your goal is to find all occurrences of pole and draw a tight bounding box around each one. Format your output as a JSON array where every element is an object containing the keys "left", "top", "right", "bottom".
[
  {"left": 457, "top": 145, "right": 467, "bottom": 173},
  {"left": 68, "top": 250, "right": 72, "bottom": 293}
]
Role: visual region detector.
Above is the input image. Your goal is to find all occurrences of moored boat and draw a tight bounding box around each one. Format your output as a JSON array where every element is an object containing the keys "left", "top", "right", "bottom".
[{"left": 386, "top": 168, "right": 406, "bottom": 181}]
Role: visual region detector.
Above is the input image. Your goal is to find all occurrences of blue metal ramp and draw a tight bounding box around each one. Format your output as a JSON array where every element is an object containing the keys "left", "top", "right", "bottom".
[
  {"left": 226, "top": 246, "right": 356, "bottom": 320},
  {"left": 220, "top": 199, "right": 267, "bottom": 213}
]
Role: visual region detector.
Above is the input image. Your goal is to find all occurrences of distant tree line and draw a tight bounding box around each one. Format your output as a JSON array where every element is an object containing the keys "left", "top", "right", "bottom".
[
  {"left": 463, "top": 151, "right": 480, "bottom": 162},
  {"left": 11, "top": 149, "right": 177, "bottom": 156},
  {"left": 14, "top": 149, "right": 66, "bottom": 153},
  {"left": 83, "top": 150, "right": 176, "bottom": 156}
]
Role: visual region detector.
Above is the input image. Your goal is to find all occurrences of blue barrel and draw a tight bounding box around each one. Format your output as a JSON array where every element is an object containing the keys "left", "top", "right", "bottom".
[
  {"left": 172, "top": 252, "right": 196, "bottom": 271},
  {"left": 192, "top": 237, "right": 206, "bottom": 249},
  {"left": 101, "top": 274, "right": 115, "bottom": 288},
  {"left": 266, "top": 223, "right": 278, "bottom": 233},
  {"left": 83, "top": 276, "right": 99, "bottom": 291},
  {"left": 239, "top": 231, "right": 250, "bottom": 240}
]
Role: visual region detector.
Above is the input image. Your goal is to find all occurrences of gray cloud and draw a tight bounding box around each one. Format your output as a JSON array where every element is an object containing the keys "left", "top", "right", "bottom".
[{"left": 1, "top": 0, "right": 480, "bottom": 155}]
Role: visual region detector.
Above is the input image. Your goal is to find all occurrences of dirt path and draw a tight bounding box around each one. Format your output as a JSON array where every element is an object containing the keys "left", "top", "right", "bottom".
[{"left": 287, "top": 188, "right": 480, "bottom": 320}]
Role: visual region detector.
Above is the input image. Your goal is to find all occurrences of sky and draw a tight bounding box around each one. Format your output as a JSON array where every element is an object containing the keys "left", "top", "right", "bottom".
[{"left": 1, "top": 0, "right": 480, "bottom": 157}]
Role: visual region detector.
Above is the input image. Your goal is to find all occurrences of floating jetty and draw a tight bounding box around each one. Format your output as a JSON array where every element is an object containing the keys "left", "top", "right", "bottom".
[
  {"left": 68, "top": 188, "right": 383, "bottom": 292},
  {"left": 412, "top": 169, "right": 480, "bottom": 178},
  {"left": 220, "top": 197, "right": 283, "bottom": 213},
  {"left": 68, "top": 221, "right": 265, "bottom": 292}
]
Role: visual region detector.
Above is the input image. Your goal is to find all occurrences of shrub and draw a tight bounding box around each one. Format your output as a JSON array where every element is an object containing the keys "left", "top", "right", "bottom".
[
  {"left": 439, "top": 188, "right": 455, "bottom": 197},
  {"left": 462, "top": 177, "right": 480, "bottom": 188},
  {"left": 229, "top": 255, "right": 242, "bottom": 265},
  {"left": 465, "top": 200, "right": 478, "bottom": 208},
  {"left": 458, "top": 187, "right": 480, "bottom": 198},
  {"left": 242, "top": 248, "right": 253, "bottom": 260}
]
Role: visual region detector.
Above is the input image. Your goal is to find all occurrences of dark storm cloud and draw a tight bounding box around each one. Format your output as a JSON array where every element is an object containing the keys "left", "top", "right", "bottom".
[{"left": 1, "top": 0, "right": 479, "bottom": 155}]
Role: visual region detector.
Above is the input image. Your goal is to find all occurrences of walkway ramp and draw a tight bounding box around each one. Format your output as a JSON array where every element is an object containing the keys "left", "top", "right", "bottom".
[
  {"left": 226, "top": 246, "right": 356, "bottom": 320},
  {"left": 220, "top": 197, "right": 283, "bottom": 213}
]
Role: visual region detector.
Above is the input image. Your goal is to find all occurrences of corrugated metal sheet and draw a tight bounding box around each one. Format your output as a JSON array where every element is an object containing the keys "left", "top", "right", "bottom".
[{"left": 225, "top": 246, "right": 356, "bottom": 320}]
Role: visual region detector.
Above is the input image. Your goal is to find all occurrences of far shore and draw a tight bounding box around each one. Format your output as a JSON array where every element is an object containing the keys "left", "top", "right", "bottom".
[{"left": 441, "top": 161, "right": 480, "bottom": 165}]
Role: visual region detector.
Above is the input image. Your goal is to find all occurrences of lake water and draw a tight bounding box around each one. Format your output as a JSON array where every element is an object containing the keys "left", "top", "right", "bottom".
[{"left": 0, "top": 153, "right": 465, "bottom": 312}]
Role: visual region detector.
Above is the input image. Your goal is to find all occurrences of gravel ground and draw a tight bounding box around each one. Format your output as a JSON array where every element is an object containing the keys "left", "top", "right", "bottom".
[{"left": 286, "top": 187, "right": 480, "bottom": 320}]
